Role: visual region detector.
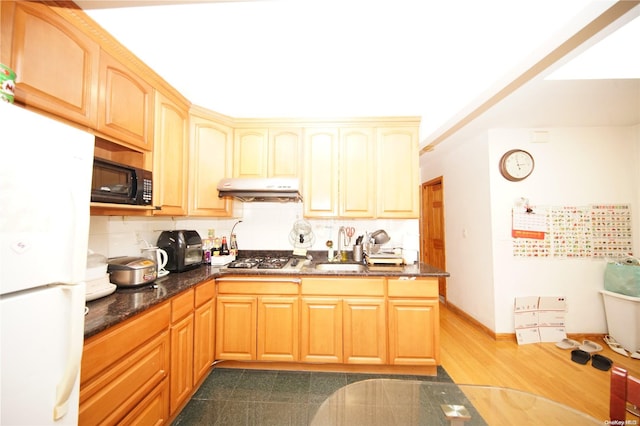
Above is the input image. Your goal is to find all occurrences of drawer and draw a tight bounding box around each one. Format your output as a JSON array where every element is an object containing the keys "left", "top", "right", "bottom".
[
  {"left": 301, "top": 278, "right": 384, "bottom": 296},
  {"left": 172, "top": 288, "right": 195, "bottom": 322},
  {"left": 79, "top": 330, "right": 170, "bottom": 425},
  {"left": 195, "top": 279, "right": 216, "bottom": 307},
  {"left": 388, "top": 278, "right": 438, "bottom": 298},
  {"left": 217, "top": 276, "right": 300, "bottom": 295},
  {"left": 82, "top": 302, "right": 170, "bottom": 384}
]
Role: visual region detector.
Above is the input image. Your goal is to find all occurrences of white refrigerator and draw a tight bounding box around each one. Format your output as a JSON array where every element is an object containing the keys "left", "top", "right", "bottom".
[{"left": 0, "top": 101, "right": 94, "bottom": 425}]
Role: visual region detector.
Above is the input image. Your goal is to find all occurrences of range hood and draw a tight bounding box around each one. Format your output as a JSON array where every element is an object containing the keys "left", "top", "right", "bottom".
[{"left": 217, "top": 177, "right": 302, "bottom": 202}]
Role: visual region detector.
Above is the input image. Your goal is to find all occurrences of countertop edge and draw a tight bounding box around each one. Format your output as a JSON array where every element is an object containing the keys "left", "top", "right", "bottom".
[{"left": 84, "top": 262, "right": 449, "bottom": 339}]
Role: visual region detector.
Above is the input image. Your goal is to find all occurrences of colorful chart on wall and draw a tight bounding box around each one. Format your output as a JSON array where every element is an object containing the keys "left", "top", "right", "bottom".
[{"left": 512, "top": 204, "right": 633, "bottom": 259}]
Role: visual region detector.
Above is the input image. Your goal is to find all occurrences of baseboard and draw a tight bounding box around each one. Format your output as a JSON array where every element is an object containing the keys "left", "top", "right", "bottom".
[
  {"left": 444, "top": 301, "right": 606, "bottom": 343},
  {"left": 445, "top": 301, "right": 515, "bottom": 342}
]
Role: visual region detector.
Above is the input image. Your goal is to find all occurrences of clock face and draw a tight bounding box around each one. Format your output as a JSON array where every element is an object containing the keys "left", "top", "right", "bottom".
[{"left": 499, "top": 149, "right": 534, "bottom": 181}]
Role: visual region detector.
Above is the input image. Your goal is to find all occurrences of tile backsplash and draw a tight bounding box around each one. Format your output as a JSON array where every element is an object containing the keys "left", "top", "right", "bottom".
[{"left": 89, "top": 202, "right": 419, "bottom": 259}]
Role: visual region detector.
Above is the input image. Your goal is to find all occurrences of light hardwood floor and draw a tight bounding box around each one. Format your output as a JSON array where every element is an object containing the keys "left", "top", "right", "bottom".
[{"left": 439, "top": 302, "right": 640, "bottom": 422}]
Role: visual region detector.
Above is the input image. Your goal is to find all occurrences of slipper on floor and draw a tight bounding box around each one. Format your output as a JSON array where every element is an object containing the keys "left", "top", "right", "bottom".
[
  {"left": 579, "top": 340, "right": 603, "bottom": 354},
  {"left": 632, "top": 351, "right": 640, "bottom": 360},
  {"left": 603, "top": 335, "right": 630, "bottom": 357},
  {"left": 591, "top": 354, "right": 613, "bottom": 371},
  {"left": 571, "top": 349, "right": 591, "bottom": 365},
  {"left": 555, "top": 338, "right": 581, "bottom": 350}
]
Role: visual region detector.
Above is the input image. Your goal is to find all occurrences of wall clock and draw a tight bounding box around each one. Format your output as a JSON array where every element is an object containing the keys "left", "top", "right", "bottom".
[{"left": 499, "top": 149, "right": 534, "bottom": 182}]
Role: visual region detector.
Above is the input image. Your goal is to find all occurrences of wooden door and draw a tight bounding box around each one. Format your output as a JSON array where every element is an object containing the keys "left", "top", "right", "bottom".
[
  {"left": 257, "top": 296, "right": 299, "bottom": 361},
  {"left": 421, "top": 178, "right": 447, "bottom": 300},
  {"left": 300, "top": 297, "right": 343, "bottom": 363},
  {"left": 343, "top": 298, "right": 386, "bottom": 364},
  {"left": 215, "top": 296, "right": 257, "bottom": 360}
]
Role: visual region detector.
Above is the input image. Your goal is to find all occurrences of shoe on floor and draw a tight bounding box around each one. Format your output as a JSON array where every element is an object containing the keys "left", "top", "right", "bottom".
[
  {"left": 555, "top": 338, "right": 581, "bottom": 350},
  {"left": 603, "top": 335, "right": 629, "bottom": 357},
  {"left": 579, "top": 340, "right": 603, "bottom": 354}
]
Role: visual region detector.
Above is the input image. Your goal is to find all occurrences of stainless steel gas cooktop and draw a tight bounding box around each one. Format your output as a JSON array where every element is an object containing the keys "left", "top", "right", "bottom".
[{"left": 224, "top": 256, "right": 303, "bottom": 270}]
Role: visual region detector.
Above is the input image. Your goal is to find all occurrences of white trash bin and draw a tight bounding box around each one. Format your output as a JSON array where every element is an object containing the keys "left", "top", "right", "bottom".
[{"left": 600, "top": 289, "right": 640, "bottom": 353}]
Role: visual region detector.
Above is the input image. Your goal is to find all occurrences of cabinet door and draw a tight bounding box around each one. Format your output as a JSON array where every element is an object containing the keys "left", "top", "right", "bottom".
[
  {"left": 300, "top": 297, "right": 343, "bottom": 363},
  {"left": 257, "top": 296, "right": 299, "bottom": 362},
  {"left": 269, "top": 128, "right": 302, "bottom": 177},
  {"left": 5, "top": 1, "right": 99, "bottom": 126},
  {"left": 189, "top": 113, "right": 235, "bottom": 217},
  {"left": 234, "top": 128, "right": 268, "bottom": 177},
  {"left": 154, "top": 91, "right": 188, "bottom": 216},
  {"left": 388, "top": 299, "right": 439, "bottom": 365},
  {"left": 376, "top": 127, "right": 419, "bottom": 218},
  {"left": 170, "top": 314, "right": 194, "bottom": 415},
  {"left": 303, "top": 128, "right": 340, "bottom": 217},
  {"left": 343, "top": 298, "right": 386, "bottom": 364},
  {"left": 193, "top": 280, "right": 216, "bottom": 384},
  {"left": 340, "top": 128, "right": 375, "bottom": 218},
  {"left": 98, "top": 50, "right": 153, "bottom": 150},
  {"left": 193, "top": 299, "right": 215, "bottom": 384},
  {"left": 215, "top": 296, "right": 257, "bottom": 360}
]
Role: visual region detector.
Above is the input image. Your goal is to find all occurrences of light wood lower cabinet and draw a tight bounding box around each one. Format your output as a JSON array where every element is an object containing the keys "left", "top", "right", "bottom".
[
  {"left": 216, "top": 277, "right": 301, "bottom": 362},
  {"left": 80, "top": 279, "right": 217, "bottom": 424},
  {"left": 387, "top": 278, "right": 440, "bottom": 365},
  {"left": 300, "top": 297, "right": 343, "bottom": 363},
  {"left": 193, "top": 280, "right": 216, "bottom": 384},
  {"left": 300, "top": 278, "right": 387, "bottom": 365},
  {"left": 169, "top": 289, "right": 195, "bottom": 415},
  {"left": 80, "top": 302, "right": 171, "bottom": 425}
]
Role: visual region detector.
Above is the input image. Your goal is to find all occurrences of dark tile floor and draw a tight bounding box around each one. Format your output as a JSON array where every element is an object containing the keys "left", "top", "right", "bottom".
[{"left": 172, "top": 366, "right": 462, "bottom": 426}]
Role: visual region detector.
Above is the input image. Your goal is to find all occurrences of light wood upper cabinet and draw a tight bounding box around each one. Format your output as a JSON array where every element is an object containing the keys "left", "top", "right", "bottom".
[
  {"left": 153, "top": 91, "right": 189, "bottom": 216},
  {"left": 2, "top": 0, "right": 100, "bottom": 126},
  {"left": 376, "top": 127, "right": 419, "bottom": 218},
  {"left": 98, "top": 50, "right": 154, "bottom": 150},
  {"left": 340, "top": 128, "right": 375, "bottom": 218},
  {"left": 189, "top": 108, "right": 235, "bottom": 217},
  {"left": 269, "top": 128, "right": 302, "bottom": 177},
  {"left": 234, "top": 127, "right": 302, "bottom": 178},
  {"left": 303, "top": 128, "right": 340, "bottom": 217}
]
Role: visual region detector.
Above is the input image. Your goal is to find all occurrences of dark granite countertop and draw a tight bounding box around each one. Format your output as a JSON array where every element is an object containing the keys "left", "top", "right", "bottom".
[{"left": 84, "top": 252, "right": 448, "bottom": 339}]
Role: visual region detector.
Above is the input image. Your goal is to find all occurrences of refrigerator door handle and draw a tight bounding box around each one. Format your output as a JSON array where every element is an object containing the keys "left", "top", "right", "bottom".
[{"left": 53, "top": 283, "right": 85, "bottom": 420}]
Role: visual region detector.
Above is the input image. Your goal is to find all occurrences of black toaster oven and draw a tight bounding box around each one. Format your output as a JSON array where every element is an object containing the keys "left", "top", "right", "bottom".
[{"left": 157, "top": 230, "right": 203, "bottom": 272}]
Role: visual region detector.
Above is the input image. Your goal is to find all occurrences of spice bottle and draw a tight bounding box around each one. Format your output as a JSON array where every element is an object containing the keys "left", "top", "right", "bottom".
[{"left": 220, "top": 236, "right": 230, "bottom": 256}]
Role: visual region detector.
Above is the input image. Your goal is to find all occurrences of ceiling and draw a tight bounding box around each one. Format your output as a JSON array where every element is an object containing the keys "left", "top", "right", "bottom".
[{"left": 76, "top": 0, "right": 640, "bottom": 149}]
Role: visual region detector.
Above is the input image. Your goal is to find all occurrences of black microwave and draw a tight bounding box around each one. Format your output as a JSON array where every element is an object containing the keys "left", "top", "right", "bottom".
[{"left": 91, "top": 158, "right": 153, "bottom": 205}]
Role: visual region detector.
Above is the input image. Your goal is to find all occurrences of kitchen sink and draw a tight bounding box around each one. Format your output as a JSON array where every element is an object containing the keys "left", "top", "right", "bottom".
[{"left": 314, "top": 263, "right": 367, "bottom": 272}]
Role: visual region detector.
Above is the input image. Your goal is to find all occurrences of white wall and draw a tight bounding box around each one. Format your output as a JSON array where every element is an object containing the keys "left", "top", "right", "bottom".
[
  {"left": 421, "top": 125, "right": 639, "bottom": 334},
  {"left": 88, "top": 203, "right": 418, "bottom": 260}
]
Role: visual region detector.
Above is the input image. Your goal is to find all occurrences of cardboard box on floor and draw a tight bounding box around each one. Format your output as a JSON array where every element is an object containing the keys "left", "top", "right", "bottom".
[{"left": 514, "top": 296, "right": 567, "bottom": 345}]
